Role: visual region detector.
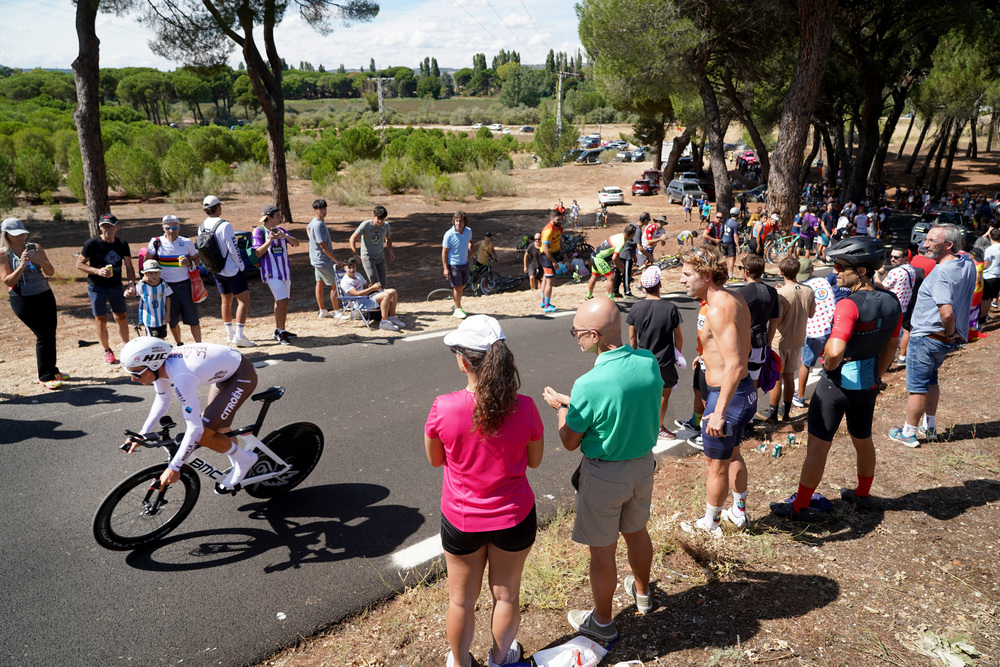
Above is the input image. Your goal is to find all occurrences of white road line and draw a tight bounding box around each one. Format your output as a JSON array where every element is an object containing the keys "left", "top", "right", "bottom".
[
  {"left": 391, "top": 534, "right": 443, "bottom": 569},
  {"left": 661, "top": 291, "right": 688, "bottom": 299},
  {"left": 401, "top": 330, "right": 451, "bottom": 342},
  {"left": 652, "top": 437, "right": 692, "bottom": 455},
  {"left": 547, "top": 310, "right": 576, "bottom": 318}
]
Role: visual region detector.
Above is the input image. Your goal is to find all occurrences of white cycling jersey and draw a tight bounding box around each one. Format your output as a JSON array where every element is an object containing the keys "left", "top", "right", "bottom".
[{"left": 139, "top": 343, "right": 243, "bottom": 471}]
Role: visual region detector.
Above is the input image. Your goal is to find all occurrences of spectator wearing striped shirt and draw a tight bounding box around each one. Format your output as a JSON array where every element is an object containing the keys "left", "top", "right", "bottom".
[
  {"left": 133, "top": 259, "right": 172, "bottom": 339},
  {"left": 252, "top": 205, "right": 300, "bottom": 345}
]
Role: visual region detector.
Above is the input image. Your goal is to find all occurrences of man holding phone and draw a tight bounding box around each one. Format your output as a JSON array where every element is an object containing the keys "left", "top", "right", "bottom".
[
  {"left": 76, "top": 213, "right": 136, "bottom": 364},
  {"left": 252, "top": 204, "right": 299, "bottom": 345}
]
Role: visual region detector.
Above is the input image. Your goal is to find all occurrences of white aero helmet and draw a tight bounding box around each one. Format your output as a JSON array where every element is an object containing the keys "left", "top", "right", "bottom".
[
  {"left": 730, "top": 207, "right": 739, "bottom": 216},
  {"left": 121, "top": 336, "right": 173, "bottom": 372}
]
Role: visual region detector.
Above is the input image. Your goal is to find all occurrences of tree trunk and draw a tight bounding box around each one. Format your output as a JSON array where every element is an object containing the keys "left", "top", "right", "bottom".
[
  {"left": 987, "top": 110, "right": 997, "bottom": 153},
  {"left": 940, "top": 118, "right": 966, "bottom": 192},
  {"left": 844, "top": 69, "right": 883, "bottom": 202},
  {"left": 869, "top": 73, "right": 915, "bottom": 183},
  {"left": 767, "top": 0, "right": 835, "bottom": 229},
  {"left": 800, "top": 124, "right": 822, "bottom": 187},
  {"left": 693, "top": 69, "right": 733, "bottom": 211},
  {"left": 967, "top": 111, "right": 978, "bottom": 159},
  {"left": 72, "top": 0, "right": 109, "bottom": 237},
  {"left": 914, "top": 123, "right": 945, "bottom": 189},
  {"left": 895, "top": 112, "right": 916, "bottom": 160},
  {"left": 721, "top": 70, "right": 771, "bottom": 182},
  {"left": 834, "top": 118, "right": 849, "bottom": 187},
  {"left": 662, "top": 126, "right": 693, "bottom": 182},
  {"left": 926, "top": 118, "right": 952, "bottom": 192},
  {"left": 821, "top": 126, "right": 836, "bottom": 188},
  {"left": 905, "top": 113, "right": 933, "bottom": 174}
]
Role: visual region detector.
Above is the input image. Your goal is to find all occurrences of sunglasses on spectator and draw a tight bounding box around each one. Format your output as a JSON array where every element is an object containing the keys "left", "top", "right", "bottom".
[
  {"left": 833, "top": 263, "right": 854, "bottom": 273},
  {"left": 570, "top": 327, "right": 600, "bottom": 338},
  {"left": 163, "top": 225, "right": 179, "bottom": 231}
]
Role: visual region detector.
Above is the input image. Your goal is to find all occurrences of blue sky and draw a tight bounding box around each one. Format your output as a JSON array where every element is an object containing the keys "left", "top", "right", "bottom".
[{"left": 0, "top": 0, "right": 584, "bottom": 71}]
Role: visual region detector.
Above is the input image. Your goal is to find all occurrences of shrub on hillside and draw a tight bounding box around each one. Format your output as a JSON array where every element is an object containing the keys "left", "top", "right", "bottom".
[
  {"left": 106, "top": 143, "right": 161, "bottom": 199},
  {"left": 380, "top": 157, "right": 413, "bottom": 194},
  {"left": 14, "top": 148, "right": 60, "bottom": 199},
  {"left": 13, "top": 127, "right": 55, "bottom": 160},
  {"left": 160, "top": 140, "right": 202, "bottom": 194},
  {"left": 66, "top": 146, "right": 85, "bottom": 204},
  {"left": 233, "top": 160, "right": 268, "bottom": 195},
  {"left": 0, "top": 152, "right": 17, "bottom": 214}
]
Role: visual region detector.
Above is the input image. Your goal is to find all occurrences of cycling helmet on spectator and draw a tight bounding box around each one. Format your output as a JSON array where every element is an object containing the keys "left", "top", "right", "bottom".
[
  {"left": 730, "top": 206, "right": 739, "bottom": 216},
  {"left": 826, "top": 236, "right": 885, "bottom": 276},
  {"left": 121, "top": 336, "right": 173, "bottom": 372}
]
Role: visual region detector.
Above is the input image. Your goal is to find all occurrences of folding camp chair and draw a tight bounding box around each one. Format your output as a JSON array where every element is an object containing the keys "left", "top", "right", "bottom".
[{"left": 334, "top": 269, "right": 381, "bottom": 329}]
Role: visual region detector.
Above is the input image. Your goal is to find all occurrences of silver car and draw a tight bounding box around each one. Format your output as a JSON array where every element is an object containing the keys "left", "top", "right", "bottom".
[{"left": 665, "top": 179, "right": 707, "bottom": 204}]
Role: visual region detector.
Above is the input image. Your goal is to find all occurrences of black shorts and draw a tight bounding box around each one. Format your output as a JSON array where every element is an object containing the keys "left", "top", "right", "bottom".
[
  {"left": 721, "top": 242, "right": 737, "bottom": 257},
  {"left": 983, "top": 277, "right": 1000, "bottom": 302},
  {"left": 692, "top": 361, "right": 709, "bottom": 395},
  {"left": 441, "top": 505, "right": 537, "bottom": 555},
  {"left": 806, "top": 372, "right": 879, "bottom": 441},
  {"left": 659, "top": 363, "right": 679, "bottom": 389},
  {"left": 448, "top": 262, "right": 470, "bottom": 287},
  {"left": 214, "top": 270, "right": 249, "bottom": 296},
  {"left": 799, "top": 236, "right": 815, "bottom": 250}
]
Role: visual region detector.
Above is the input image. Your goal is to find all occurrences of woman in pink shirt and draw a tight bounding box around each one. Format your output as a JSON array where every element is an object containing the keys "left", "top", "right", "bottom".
[{"left": 424, "top": 315, "right": 544, "bottom": 667}]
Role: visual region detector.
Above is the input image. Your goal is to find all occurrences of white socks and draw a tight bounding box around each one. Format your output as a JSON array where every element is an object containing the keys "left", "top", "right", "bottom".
[
  {"left": 902, "top": 423, "right": 918, "bottom": 438},
  {"left": 703, "top": 503, "right": 723, "bottom": 525},
  {"left": 224, "top": 322, "right": 234, "bottom": 338},
  {"left": 922, "top": 415, "right": 936, "bottom": 430},
  {"left": 732, "top": 491, "right": 748, "bottom": 516}
]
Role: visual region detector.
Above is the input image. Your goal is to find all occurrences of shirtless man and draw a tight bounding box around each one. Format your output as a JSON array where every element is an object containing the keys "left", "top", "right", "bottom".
[{"left": 678, "top": 246, "right": 756, "bottom": 537}]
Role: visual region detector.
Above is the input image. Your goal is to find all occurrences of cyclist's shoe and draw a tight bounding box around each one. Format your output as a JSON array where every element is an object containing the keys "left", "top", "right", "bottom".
[
  {"left": 567, "top": 609, "right": 619, "bottom": 642},
  {"left": 388, "top": 316, "right": 406, "bottom": 329},
  {"left": 680, "top": 516, "right": 722, "bottom": 539},
  {"left": 104, "top": 349, "right": 118, "bottom": 364},
  {"left": 624, "top": 573, "right": 653, "bottom": 614},
  {"left": 231, "top": 334, "right": 256, "bottom": 348},
  {"left": 452, "top": 307, "right": 468, "bottom": 320},
  {"left": 839, "top": 487, "right": 872, "bottom": 510},
  {"left": 918, "top": 426, "right": 939, "bottom": 442},
  {"left": 221, "top": 445, "right": 259, "bottom": 490},
  {"left": 724, "top": 506, "right": 749, "bottom": 529},
  {"left": 542, "top": 304, "right": 558, "bottom": 313},
  {"left": 888, "top": 426, "right": 919, "bottom": 448}
]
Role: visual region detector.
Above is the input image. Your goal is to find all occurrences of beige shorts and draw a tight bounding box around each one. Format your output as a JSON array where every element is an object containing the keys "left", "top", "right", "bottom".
[
  {"left": 572, "top": 453, "right": 655, "bottom": 547},
  {"left": 778, "top": 345, "right": 802, "bottom": 374}
]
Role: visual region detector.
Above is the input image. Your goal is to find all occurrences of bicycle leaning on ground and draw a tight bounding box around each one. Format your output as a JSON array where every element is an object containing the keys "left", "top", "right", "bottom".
[
  {"left": 764, "top": 234, "right": 798, "bottom": 264},
  {"left": 92, "top": 386, "right": 324, "bottom": 551}
]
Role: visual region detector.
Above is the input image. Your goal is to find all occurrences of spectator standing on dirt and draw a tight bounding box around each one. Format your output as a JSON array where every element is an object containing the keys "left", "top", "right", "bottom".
[
  {"left": 771, "top": 237, "right": 900, "bottom": 521},
  {"left": 543, "top": 297, "right": 662, "bottom": 640},
  {"left": 539, "top": 209, "right": 565, "bottom": 313},
  {"left": 523, "top": 233, "right": 543, "bottom": 291},
  {"left": 737, "top": 253, "right": 779, "bottom": 389},
  {"left": 569, "top": 200, "right": 580, "bottom": 230},
  {"left": 442, "top": 211, "right": 474, "bottom": 320},
  {"left": 0, "top": 217, "right": 63, "bottom": 389},
  {"left": 642, "top": 215, "right": 668, "bottom": 258},
  {"left": 148, "top": 215, "right": 201, "bottom": 344},
  {"left": 702, "top": 211, "right": 724, "bottom": 248},
  {"left": 763, "top": 255, "right": 815, "bottom": 422},
  {"left": 615, "top": 216, "right": 654, "bottom": 299},
  {"left": 350, "top": 204, "right": 394, "bottom": 287},
  {"left": 682, "top": 192, "right": 693, "bottom": 222},
  {"left": 424, "top": 315, "right": 543, "bottom": 667},
  {"left": 199, "top": 196, "right": 254, "bottom": 348},
  {"left": 308, "top": 199, "right": 347, "bottom": 322},
  {"left": 888, "top": 224, "right": 977, "bottom": 447},
  {"left": 76, "top": 213, "right": 136, "bottom": 364},
  {"left": 700, "top": 199, "right": 712, "bottom": 225},
  {"left": 628, "top": 266, "right": 684, "bottom": 439},
  {"left": 721, "top": 207, "right": 740, "bottom": 280},
  {"left": 979, "top": 228, "right": 1000, "bottom": 326},
  {"left": 793, "top": 263, "right": 838, "bottom": 408},
  {"left": 252, "top": 204, "right": 300, "bottom": 345},
  {"left": 876, "top": 246, "right": 917, "bottom": 320},
  {"left": 132, "top": 259, "right": 172, "bottom": 339}
]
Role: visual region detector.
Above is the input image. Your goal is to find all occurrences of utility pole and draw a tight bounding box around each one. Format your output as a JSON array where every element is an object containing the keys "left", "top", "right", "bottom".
[{"left": 555, "top": 71, "right": 580, "bottom": 142}]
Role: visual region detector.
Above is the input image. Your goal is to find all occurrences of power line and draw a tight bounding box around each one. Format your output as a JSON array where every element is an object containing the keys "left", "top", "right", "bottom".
[
  {"left": 0, "top": 0, "right": 144, "bottom": 45},
  {"left": 483, "top": 0, "right": 539, "bottom": 63},
  {"left": 518, "top": 0, "right": 551, "bottom": 54},
  {"left": 454, "top": 0, "right": 505, "bottom": 50}
]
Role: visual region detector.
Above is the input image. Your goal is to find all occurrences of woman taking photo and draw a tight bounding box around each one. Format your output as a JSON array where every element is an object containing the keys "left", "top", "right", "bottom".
[
  {"left": 424, "top": 316, "right": 543, "bottom": 667},
  {"left": 0, "top": 218, "right": 63, "bottom": 389}
]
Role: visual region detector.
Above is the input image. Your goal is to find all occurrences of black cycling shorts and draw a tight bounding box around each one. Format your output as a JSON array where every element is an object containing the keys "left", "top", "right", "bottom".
[
  {"left": 440, "top": 505, "right": 537, "bottom": 556},
  {"left": 806, "top": 372, "right": 879, "bottom": 441},
  {"left": 692, "top": 361, "right": 709, "bottom": 395}
]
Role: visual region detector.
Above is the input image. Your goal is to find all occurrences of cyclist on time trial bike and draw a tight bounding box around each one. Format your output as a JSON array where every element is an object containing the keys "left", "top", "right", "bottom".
[{"left": 121, "top": 337, "right": 260, "bottom": 491}]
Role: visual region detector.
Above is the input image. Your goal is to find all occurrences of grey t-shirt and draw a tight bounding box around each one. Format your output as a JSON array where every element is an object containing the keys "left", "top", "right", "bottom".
[
  {"left": 910, "top": 254, "right": 977, "bottom": 341},
  {"left": 354, "top": 219, "right": 390, "bottom": 260},
  {"left": 307, "top": 217, "right": 333, "bottom": 269}
]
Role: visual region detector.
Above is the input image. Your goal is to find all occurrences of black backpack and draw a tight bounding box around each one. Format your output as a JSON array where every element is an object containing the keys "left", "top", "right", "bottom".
[
  {"left": 903, "top": 266, "right": 925, "bottom": 324},
  {"left": 195, "top": 219, "right": 230, "bottom": 273}
]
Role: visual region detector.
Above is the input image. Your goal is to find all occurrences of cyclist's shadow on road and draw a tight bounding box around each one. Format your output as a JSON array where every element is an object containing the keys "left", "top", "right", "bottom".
[{"left": 125, "top": 483, "right": 423, "bottom": 573}]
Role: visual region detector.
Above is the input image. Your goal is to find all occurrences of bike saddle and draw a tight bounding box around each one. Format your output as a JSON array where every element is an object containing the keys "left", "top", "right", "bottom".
[{"left": 251, "top": 386, "right": 285, "bottom": 402}]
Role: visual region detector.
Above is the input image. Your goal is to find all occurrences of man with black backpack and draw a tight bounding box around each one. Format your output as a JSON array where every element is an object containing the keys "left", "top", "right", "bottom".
[{"left": 198, "top": 195, "right": 254, "bottom": 347}]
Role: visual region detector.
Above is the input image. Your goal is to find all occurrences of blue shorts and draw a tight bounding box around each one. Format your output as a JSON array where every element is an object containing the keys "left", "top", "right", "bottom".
[
  {"left": 702, "top": 377, "right": 758, "bottom": 460},
  {"left": 87, "top": 282, "right": 128, "bottom": 317},
  {"left": 214, "top": 270, "right": 249, "bottom": 296},
  {"left": 448, "top": 261, "right": 470, "bottom": 288},
  {"left": 905, "top": 335, "right": 954, "bottom": 393},
  {"left": 801, "top": 336, "right": 828, "bottom": 368}
]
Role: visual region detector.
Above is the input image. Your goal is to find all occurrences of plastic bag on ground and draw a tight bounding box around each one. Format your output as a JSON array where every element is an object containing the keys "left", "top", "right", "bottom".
[{"left": 532, "top": 636, "right": 608, "bottom": 667}]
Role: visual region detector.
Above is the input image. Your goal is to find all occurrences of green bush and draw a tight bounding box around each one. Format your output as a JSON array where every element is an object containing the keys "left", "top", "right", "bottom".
[
  {"left": 14, "top": 148, "right": 60, "bottom": 199},
  {"left": 13, "top": 127, "right": 55, "bottom": 160},
  {"left": 233, "top": 160, "right": 268, "bottom": 195},
  {"left": 340, "top": 125, "right": 381, "bottom": 163},
  {"left": 52, "top": 129, "right": 78, "bottom": 170},
  {"left": 0, "top": 151, "right": 17, "bottom": 213},
  {"left": 132, "top": 124, "right": 178, "bottom": 161},
  {"left": 380, "top": 157, "right": 413, "bottom": 194},
  {"left": 50, "top": 204, "right": 63, "bottom": 221},
  {"left": 159, "top": 140, "right": 202, "bottom": 193},
  {"left": 106, "top": 143, "right": 161, "bottom": 199},
  {"left": 66, "top": 145, "right": 85, "bottom": 203},
  {"left": 466, "top": 167, "right": 518, "bottom": 198},
  {"left": 0, "top": 135, "right": 14, "bottom": 159}
]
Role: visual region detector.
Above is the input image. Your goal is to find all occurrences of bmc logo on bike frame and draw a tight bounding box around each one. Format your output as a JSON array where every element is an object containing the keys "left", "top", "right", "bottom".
[{"left": 188, "top": 457, "right": 225, "bottom": 480}]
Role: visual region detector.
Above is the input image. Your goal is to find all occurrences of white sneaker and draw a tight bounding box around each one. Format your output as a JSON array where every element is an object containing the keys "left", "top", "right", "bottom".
[
  {"left": 221, "top": 443, "right": 259, "bottom": 489},
  {"left": 378, "top": 319, "right": 400, "bottom": 332},
  {"left": 453, "top": 307, "right": 468, "bottom": 319},
  {"left": 231, "top": 334, "right": 255, "bottom": 347},
  {"left": 724, "top": 506, "right": 748, "bottom": 529},
  {"left": 487, "top": 639, "right": 521, "bottom": 667},
  {"left": 680, "top": 516, "right": 723, "bottom": 539},
  {"left": 388, "top": 316, "right": 406, "bottom": 329},
  {"left": 317, "top": 309, "right": 336, "bottom": 319}
]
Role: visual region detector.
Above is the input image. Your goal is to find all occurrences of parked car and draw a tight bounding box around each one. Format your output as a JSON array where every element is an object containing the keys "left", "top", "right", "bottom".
[
  {"left": 564, "top": 148, "right": 585, "bottom": 162},
  {"left": 472, "top": 123, "right": 483, "bottom": 130},
  {"left": 911, "top": 208, "right": 970, "bottom": 249},
  {"left": 598, "top": 186, "right": 626, "bottom": 205},
  {"left": 640, "top": 169, "right": 661, "bottom": 189},
  {"left": 678, "top": 171, "right": 699, "bottom": 182},
  {"left": 608, "top": 139, "right": 629, "bottom": 150},
  {"left": 576, "top": 148, "right": 603, "bottom": 164},
  {"left": 632, "top": 179, "right": 659, "bottom": 196},
  {"left": 581, "top": 138, "right": 600, "bottom": 149},
  {"left": 520, "top": 126, "right": 535, "bottom": 133},
  {"left": 744, "top": 184, "right": 768, "bottom": 202},
  {"left": 502, "top": 127, "right": 512, "bottom": 135},
  {"left": 630, "top": 147, "right": 647, "bottom": 162},
  {"left": 676, "top": 156, "right": 693, "bottom": 172},
  {"left": 665, "top": 179, "right": 708, "bottom": 204},
  {"left": 488, "top": 123, "right": 503, "bottom": 131}
]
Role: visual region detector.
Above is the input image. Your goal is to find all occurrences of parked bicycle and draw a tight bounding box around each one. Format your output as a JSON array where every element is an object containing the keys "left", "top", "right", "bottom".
[
  {"left": 764, "top": 234, "right": 798, "bottom": 264},
  {"left": 426, "top": 258, "right": 527, "bottom": 300},
  {"left": 93, "top": 386, "right": 324, "bottom": 551}
]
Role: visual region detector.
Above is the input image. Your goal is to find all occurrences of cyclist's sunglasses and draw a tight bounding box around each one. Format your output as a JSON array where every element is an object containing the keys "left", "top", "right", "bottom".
[
  {"left": 126, "top": 367, "right": 147, "bottom": 378},
  {"left": 833, "top": 263, "right": 854, "bottom": 273}
]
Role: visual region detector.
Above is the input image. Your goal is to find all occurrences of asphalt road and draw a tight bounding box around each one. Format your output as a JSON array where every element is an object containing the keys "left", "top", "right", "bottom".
[{"left": 0, "top": 297, "right": 707, "bottom": 666}]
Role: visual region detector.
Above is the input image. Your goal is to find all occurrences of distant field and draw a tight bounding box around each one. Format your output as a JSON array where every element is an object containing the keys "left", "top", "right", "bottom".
[{"left": 286, "top": 96, "right": 501, "bottom": 115}]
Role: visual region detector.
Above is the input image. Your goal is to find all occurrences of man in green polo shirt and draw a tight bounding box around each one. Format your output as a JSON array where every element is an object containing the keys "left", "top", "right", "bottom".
[{"left": 543, "top": 297, "right": 662, "bottom": 643}]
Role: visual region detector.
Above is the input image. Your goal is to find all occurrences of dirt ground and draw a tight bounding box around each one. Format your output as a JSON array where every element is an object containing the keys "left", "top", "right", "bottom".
[{"left": 3, "top": 135, "right": 999, "bottom": 667}]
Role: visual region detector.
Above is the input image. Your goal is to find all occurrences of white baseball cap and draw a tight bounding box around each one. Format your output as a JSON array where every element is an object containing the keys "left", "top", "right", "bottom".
[
  {"left": 203, "top": 195, "right": 221, "bottom": 208},
  {"left": 443, "top": 315, "right": 507, "bottom": 352},
  {"left": 1, "top": 217, "right": 28, "bottom": 236},
  {"left": 162, "top": 215, "right": 180, "bottom": 225}
]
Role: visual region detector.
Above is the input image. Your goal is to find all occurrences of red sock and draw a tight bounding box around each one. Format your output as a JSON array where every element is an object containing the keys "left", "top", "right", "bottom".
[
  {"left": 793, "top": 484, "right": 815, "bottom": 512},
  {"left": 856, "top": 475, "right": 874, "bottom": 498}
]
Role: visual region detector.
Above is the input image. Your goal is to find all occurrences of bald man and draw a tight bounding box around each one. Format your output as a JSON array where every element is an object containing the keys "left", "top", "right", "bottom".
[
  {"left": 678, "top": 246, "right": 755, "bottom": 538},
  {"left": 543, "top": 297, "right": 663, "bottom": 642}
]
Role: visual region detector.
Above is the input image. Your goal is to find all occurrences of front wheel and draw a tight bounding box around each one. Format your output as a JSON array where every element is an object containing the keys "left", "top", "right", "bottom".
[
  {"left": 764, "top": 242, "right": 780, "bottom": 265},
  {"left": 93, "top": 464, "right": 201, "bottom": 551},
  {"left": 243, "top": 422, "right": 324, "bottom": 499},
  {"left": 476, "top": 270, "right": 500, "bottom": 296}
]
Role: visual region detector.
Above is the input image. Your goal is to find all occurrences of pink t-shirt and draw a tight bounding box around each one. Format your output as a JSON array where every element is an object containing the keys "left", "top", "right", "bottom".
[{"left": 425, "top": 391, "right": 543, "bottom": 532}]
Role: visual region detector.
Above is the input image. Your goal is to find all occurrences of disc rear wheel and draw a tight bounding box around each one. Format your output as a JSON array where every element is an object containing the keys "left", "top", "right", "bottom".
[{"left": 243, "top": 422, "right": 324, "bottom": 499}]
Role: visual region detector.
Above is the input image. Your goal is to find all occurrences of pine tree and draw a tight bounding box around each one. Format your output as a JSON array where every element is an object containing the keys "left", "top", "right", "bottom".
[
  {"left": 369, "top": 58, "right": 376, "bottom": 73},
  {"left": 431, "top": 57, "right": 439, "bottom": 78}
]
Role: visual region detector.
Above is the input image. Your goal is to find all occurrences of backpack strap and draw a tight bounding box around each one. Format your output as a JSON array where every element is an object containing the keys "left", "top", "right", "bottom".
[{"left": 210, "top": 218, "right": 230, "bottom": 262}]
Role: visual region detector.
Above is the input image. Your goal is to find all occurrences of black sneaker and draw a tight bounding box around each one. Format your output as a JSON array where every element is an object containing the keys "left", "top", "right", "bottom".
[
  {"left": 761, "top": 407, "right": 778, "bottom": 424},
  {"left": 769, "top": 501, "right": 812, "bottom": 522},
  {"left": 275, "top": 330, "right": 291, "bottom": 345},
  {"left": 840, "top": 488, "right": 872, "bottom": 510}
]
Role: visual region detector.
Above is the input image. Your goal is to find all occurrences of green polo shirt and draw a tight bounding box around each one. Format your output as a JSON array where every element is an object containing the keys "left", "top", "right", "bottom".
[{"left": 565, "top": 345, "right": 663, "bottom": 461}]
